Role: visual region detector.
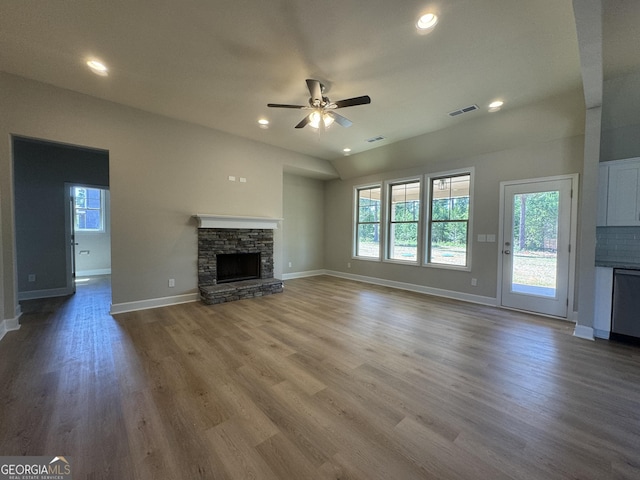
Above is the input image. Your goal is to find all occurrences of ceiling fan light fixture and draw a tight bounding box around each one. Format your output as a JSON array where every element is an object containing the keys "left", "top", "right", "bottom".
[
  {"left": 417, "top": 13, "right": 438, "bottom": 31},
  {"left": 309, "top": 111, "right": 334, "bottom": 129}
]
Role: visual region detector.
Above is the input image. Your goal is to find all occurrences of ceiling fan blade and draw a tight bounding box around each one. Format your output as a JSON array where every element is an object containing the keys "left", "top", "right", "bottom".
[
  {"left": 267, "top": 103, "right": 307, "bottom": 109},
  {"left": 334, "top": 95, "right": 371, "bottom": 108},
  {"left": 325, "top": 111, "right": 353, "bottom": 128},
  {"left": 295, "top": 114, "right": 311, "bottom": 129},
  {"left": 306, "top": 79, "right": 322, "bottom": 102}
]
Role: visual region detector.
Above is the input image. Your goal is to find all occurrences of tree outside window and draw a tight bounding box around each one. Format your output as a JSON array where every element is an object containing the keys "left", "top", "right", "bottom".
[
  {"left": 355, "top": 186, "right": 381, "bottom": 258},
  {"left": 388, "top": 181, "right": 420, "bottom": 261},
  {"left": 428, "top": 174, "right": 471, "bottom": 266}
]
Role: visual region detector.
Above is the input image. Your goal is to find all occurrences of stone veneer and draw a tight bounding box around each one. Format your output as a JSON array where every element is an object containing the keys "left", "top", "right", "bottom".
[{"left": 197, "top": 228, "right": 282, "bottom": 304}]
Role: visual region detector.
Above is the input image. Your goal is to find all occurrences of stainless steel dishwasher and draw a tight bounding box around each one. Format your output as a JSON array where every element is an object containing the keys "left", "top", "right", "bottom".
[{"left": 611, "top": 268, "right": 640, "bottom": 342}]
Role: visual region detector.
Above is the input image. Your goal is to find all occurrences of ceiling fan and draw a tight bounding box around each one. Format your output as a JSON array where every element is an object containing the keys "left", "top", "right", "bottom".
[{"left": 268, "top": 79, "right": 371, "bottom": 129}]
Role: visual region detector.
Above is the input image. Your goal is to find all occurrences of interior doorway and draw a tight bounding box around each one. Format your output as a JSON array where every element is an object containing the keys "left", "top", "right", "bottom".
[
  {"left": 498, "top": 175, "right": 578, "bottom": 318},
  {"left": 13, "top": 136, "right": 110, "bottom": 301}
]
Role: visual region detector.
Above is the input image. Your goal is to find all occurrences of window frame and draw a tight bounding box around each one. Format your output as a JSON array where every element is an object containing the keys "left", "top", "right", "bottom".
[
  {"left": 353, "top": 184, "right": 383, "bottom": 261},
  {"left": 424, "top": 167, "right": 474, "bottom": 271},
  {"left": 384, "top": 177, "right": 422, "bottom": 265},
  {"left": 73, "top": 186, "right": 106, "bottom": 233}
]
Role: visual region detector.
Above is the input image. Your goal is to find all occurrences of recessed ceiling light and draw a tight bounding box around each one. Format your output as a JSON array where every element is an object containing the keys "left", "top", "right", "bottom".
[
  {"left": 417, "top": 13, "right": 438, "bottom": 31},
  {"left": 343, "top": 148, "right": 351, "bottom": 153},
  {"left": 86, "top": 59, "right": 108, "bottom": 76},
  {"left": 488, "top": 100, "right": 504, "bottom": 112},
  {"left": 258, "top": 118, "right": 269, "bottom": 129}
]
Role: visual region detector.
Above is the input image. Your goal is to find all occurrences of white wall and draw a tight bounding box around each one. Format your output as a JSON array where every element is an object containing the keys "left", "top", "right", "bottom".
[{"left": 0, "top": 72, "right": 336, "bottom": 317}]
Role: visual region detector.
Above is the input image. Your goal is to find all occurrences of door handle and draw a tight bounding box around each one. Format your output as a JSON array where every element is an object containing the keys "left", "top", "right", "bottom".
[{"left": 503, "top": 250, "right": 511, "bottom": 254}]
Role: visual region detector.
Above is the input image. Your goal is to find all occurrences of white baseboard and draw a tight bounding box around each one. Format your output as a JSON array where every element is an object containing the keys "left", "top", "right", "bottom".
[
  {"left": 0, "top": 314, "right": 21, "bottom": 343},
  {"left": 76, "top": 268, "right": 111, "bottom": 276},
  {"left": 18, "top": 287, "right": 71, "bottom": 301},
  {"left": 110, "top": 292, "right": 200, "bottom": 315},
  {"left": 282, "top": 269, "right": 328, "bottom": 280},
  {"left": 573, "top": 324, "right": 595, "bottom": 341},
  {"left": 323, "top": 270, "right": 498, "bottom": 307}
]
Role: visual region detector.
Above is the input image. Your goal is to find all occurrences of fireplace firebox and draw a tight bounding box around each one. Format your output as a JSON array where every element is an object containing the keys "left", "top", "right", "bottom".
[{"left": 216, "top": 253, "right": 261, "bottom": 284}]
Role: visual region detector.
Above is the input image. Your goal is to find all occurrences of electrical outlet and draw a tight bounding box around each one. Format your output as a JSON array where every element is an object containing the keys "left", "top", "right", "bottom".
[
  {"left": 471, "top": 278, "right": 478, "bottom": 286},
  {"left": 288, "top": 262, "right": 292, "bottom": 268},
  {"left": 28, "top": 274, "right": 36, "bottom": 282},
  {"left": 347, "top": 262, "right": 351, "bottom": 268},
  {"left": 168, "top": 278, "right": 175, "bottom": 288}
]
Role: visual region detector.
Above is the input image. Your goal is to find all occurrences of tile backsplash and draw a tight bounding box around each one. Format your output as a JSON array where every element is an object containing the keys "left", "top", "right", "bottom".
[{"left": 596, "top": 226, "right": 640, "bottom": 265}]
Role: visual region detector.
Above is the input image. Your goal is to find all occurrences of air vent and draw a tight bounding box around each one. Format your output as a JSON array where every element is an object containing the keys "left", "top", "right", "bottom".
[
  {"left": 448, "top": 104, "right": 479, "bottom": 117},
  {"left": 366, "top": 135, "right": 386, "bottom": 143}
]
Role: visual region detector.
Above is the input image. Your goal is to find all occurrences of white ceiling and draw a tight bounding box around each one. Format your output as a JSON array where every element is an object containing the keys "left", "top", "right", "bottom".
[{"left": 0, "top": 1, "right": 636, "bottom": 166}]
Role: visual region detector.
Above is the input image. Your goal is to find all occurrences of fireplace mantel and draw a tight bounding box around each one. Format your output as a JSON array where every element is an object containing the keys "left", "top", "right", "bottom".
[{"left": 193, "top": 214, "right": 282, "bottom": 230}]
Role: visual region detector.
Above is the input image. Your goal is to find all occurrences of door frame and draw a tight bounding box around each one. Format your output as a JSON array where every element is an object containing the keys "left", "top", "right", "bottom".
[
  {"left": 64, "top": 183, "right": 111, "bottom": 294},
  {"left": 63, "top": 183, "right": 77, "bottom": 296},
  {"left": 496, "top": 174, "right": 579, "bottom": 320}
]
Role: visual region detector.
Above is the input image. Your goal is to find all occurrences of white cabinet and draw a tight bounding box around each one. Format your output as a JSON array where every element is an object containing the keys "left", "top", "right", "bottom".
[{"left": 599, "top": 157, "right": 640, "bottom": 226}]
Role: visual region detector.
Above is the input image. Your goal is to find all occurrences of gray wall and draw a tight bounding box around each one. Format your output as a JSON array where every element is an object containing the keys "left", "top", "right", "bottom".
[
  {"left": 601, "top": 70, "right": 640, "bottom": 161},
  {"left": 282, "top": 173, "right": 325, "bottom": 275},
  {"left": 0, "top": 188, "right": 4, "bottom": 322},
  {"left": 0, "top": 72, "right": 337, "bottom": 318},
  {"left": 324, "top": 135, "right": 584, "bottom": 300},
  {"left": 13, "top": 138, "right": 109, "bottom": 293}
]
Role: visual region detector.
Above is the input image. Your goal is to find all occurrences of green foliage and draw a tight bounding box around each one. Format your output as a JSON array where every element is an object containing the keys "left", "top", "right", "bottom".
[
  {"left": 513, "top": 192, "right": 558, "bottom": 252},
  {"left": 357, "top": 196, "right": 381, "bottom": 245},
  {"left": 430, "top": 196, "right": 469, "bottom": 247},
  {"left": 391, "top": 200, "right": 419, "bottom": 246}
]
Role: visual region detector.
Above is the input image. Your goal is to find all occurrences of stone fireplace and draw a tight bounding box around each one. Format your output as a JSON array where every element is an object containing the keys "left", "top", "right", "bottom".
[{"left": 194, "top": 215, "right": 283, "bottom": 304}]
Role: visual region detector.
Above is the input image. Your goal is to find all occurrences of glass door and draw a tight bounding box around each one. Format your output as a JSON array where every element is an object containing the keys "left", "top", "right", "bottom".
[{"left": 501, "top": 178, "right": 573, "bottom": 317}]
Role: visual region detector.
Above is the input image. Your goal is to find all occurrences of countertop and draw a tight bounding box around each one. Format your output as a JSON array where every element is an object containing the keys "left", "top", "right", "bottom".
[{"left": 595, "top": 263, "right": 640, "bottom": 269}]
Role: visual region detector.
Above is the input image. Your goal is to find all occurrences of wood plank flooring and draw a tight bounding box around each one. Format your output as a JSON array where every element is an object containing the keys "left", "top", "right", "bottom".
[{"left": 1, "top": 275, "right": 640, "bottom": 479}]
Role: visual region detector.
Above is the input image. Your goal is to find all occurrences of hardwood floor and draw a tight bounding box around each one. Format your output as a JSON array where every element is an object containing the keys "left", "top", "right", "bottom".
[{"left": 2, "top": 275, "right": 640, "bottom": 479}]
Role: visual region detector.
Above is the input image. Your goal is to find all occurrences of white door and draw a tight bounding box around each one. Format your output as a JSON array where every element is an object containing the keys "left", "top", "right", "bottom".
[{"left": 500, "top": 178, "right": 573, "bottom": 317}]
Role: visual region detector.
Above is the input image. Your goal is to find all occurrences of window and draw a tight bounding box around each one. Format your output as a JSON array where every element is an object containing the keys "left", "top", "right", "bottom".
[
  {"left": 427, "top": 173, "right": 471, "bottom": 267},
  {"left": 388, "top": 181, "right": 420, "bottom": 262},
  {"left": 355, "top": 185, "right": 381, "bottom": 258},
  {"left": 73, "top": 186, "right": 104, "bottom": 232}
]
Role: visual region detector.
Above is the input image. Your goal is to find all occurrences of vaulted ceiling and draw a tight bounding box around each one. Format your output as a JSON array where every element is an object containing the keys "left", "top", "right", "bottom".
[{"left": 0, "top": 1, "right": 637, "bottom": 175}]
